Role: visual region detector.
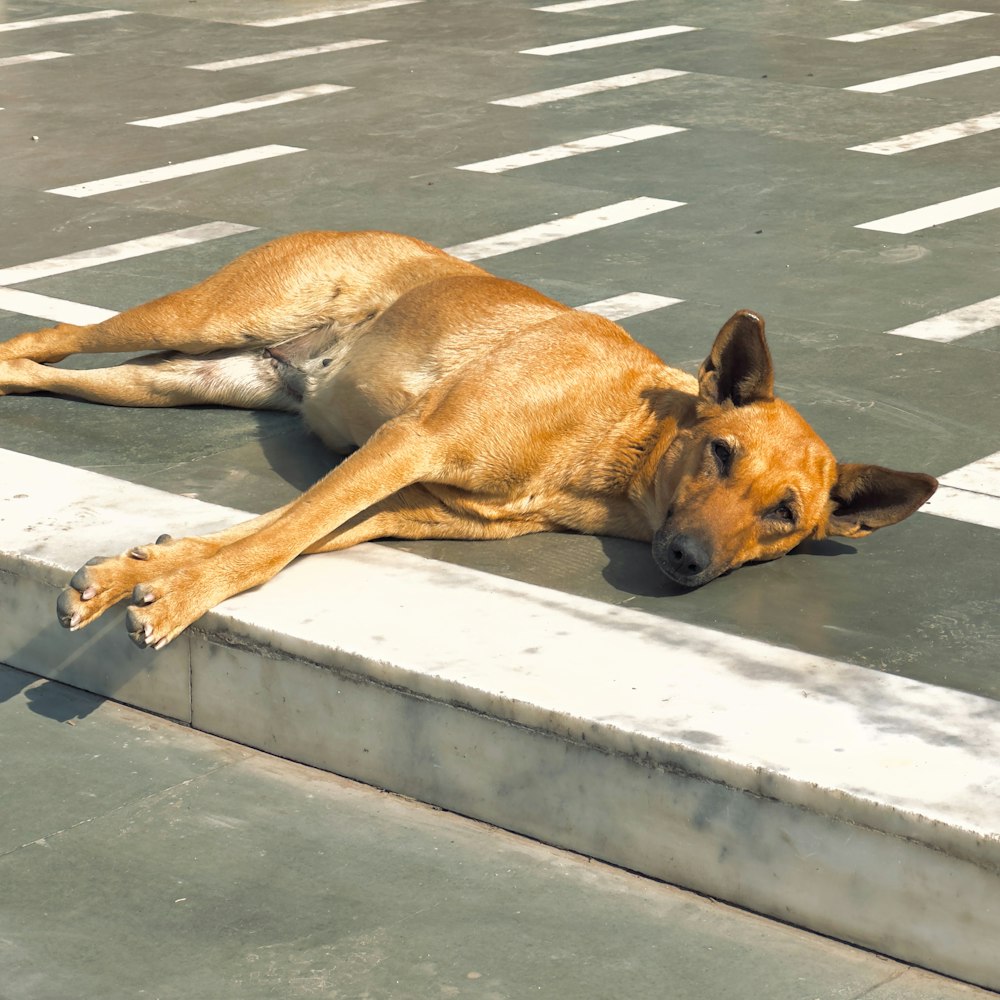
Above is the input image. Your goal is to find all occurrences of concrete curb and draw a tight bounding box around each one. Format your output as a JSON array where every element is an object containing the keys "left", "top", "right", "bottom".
[{"left": 2, "top": 448, "right": 998, "bottom": 990}]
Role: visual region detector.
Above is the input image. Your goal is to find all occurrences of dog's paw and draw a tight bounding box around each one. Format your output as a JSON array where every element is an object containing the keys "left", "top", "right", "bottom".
[
  {"left": 125, "top": 572, "right": 212, "bottom": 650},
  {"left": 56, "top": 534, "right": 183, "bottom": 631}
]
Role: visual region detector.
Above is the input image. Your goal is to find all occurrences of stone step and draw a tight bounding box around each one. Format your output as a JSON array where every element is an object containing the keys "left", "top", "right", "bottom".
[{"left": 2, "top": 447, "right": 998, "bottom": 991}]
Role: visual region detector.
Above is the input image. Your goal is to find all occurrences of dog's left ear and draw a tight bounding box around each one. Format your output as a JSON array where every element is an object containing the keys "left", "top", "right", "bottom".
[
  {"left": 826, "top": 464, "right": 938, "bottom": 538},
  {"left": 699, "top": 310, "right": 774, "bottom": 407}
]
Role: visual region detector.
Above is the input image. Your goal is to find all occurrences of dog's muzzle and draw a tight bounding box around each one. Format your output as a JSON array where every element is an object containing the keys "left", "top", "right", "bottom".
[{"left": 652, "top": 531, "right": 714, "bottom": 587}]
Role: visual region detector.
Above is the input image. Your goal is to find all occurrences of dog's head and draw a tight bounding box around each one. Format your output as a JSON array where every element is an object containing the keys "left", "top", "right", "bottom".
[{"left": 651, "top": 310, "right": 937, "bottom": 587}]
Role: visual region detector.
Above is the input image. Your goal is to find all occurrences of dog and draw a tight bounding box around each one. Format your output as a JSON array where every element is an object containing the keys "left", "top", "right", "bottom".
[{"left": 0, "top": 230, "right": 937, "bottom": 650}]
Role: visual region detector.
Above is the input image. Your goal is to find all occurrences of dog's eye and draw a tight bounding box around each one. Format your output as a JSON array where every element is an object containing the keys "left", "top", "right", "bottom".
[
  {"left": 321, "top": 358, "right": 333, "bottom": 367},
  {"left": 711, "top": 439, "right": 732, "bottom": 474},
  {"left": 770, "top": 502, "right": 795, "bottom": 525}
]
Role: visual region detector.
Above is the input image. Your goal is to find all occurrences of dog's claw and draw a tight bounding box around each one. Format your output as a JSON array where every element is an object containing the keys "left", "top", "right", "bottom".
[
  {"left": 156, "top": 533, "right": 173, "bottom": 545},
  {"left": 132, "top": 583, "right": 156, "bottom": 605},
  {"left": 125, "top": 605, "right": 152, "bottom": 648},
  {"left": 55, "top": 588, "right": 78, "bottom": 629}
]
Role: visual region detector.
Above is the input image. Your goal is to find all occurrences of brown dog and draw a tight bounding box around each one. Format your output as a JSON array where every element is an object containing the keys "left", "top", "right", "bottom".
[{"left": 0, "top": 230, "right": 936, "bottom": 649}]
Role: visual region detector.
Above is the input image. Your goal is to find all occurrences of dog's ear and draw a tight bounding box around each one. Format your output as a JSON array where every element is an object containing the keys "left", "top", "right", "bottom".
[
  {"left": 825, "top": 464, "right": 938, "bottom": 538},
  {"left": 699, "top": 310, "right": 774, "bottom": 407}
]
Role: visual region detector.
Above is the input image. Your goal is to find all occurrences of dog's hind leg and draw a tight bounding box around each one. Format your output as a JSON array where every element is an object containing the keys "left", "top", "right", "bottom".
[{"left": 0, "top": 348, "right": 299, "bottom": 409}]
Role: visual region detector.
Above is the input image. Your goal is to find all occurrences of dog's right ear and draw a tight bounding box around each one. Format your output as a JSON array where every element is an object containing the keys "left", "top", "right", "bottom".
[{"left": 699, "top": 310, "right": 774, "bottom": 407}]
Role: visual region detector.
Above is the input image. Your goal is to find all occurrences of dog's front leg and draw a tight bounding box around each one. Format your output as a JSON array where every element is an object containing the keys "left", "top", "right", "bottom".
[{"left": 119, "top": 417, "right": 444, "bottom": 649}]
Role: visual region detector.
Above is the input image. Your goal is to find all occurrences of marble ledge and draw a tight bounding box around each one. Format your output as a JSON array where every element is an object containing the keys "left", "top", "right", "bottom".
[{"left": 2, "top": 447, "right": 998, "bottom": 873}]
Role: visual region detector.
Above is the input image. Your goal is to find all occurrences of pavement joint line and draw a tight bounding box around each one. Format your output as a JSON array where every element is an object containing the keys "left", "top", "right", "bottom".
[
  {"left": 828, "top": 10, "right": 992, "bottom": 43},
  {"left": 0, "top": 222, "right": 258, "bottom": 286},
  {"left": 45, "top": 145, "right": 307, "bottom": 199},
  {"left": 844, "top": 55, "right": 1000, "bottom": 93},
  {"left": 491, "top": 68, "right": 688, "bottom": 107},
  {"left": 444, "top": 197, "right": 685, "bottom": 261},
  {"left": 188, "top": 39, "right": 387, "bottom": 71},
  {"left": 521, "top": 24, "right": 700, "bottom": 56},
  {"left": 855, "top": 184, "right": 1000, "bottom": 234},
  {"left": 456, "top": 124, "right": 686, "bottom": 174},
  {"left": 884, "top": 293, "right": 1000, "bottom": 341},
  {"left": 848, "top": 111, "right": 1000, "bottom": 154},
  {"left": 243, "top": 0, "right": 423, "bottom": 26},
  {"left": 128, "top": 84, "right": 352, "bottom": 128},
  {"left": 0, "top": 9, "right": 132, "bottom": 32}
]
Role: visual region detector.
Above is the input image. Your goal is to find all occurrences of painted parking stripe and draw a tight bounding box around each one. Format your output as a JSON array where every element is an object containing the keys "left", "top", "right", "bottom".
[
  {"left": 492, "top": 68, "right": 687, "bottom": 107},
  {"left": 0, "top": 287, "right": 115, "bottom": 325},
  {"left": 856, "top": 184, "right": 1000, "bottom": 234},
  {"left": 245, "top": 0, "right": 422, "bottom": 26},
  {"left": 845, "top": 55, "right": 1000, "bottom": 93},
  {"left": 189, "top": 39, "right": 386, "bottom": 72},
  {"left": 444, "top": 197, "right": 683, "bottom": 262},
  {"left": 885, "top": 295, "right": 1000, "bottom": 342},
  {"left": 577, "top": 292, "right": 682, "bottom": 320},
  {"left": 535, "top": 0, "right": 647, "bottom": 11},
  {"left": 829, "top": 10, "right": 991, "bottom": 43},
  {"left": 0, "top": 223, "right": 256, "bottom": 286},
  {"left": 923, "top": 451, "right": 1000, "bottom": 530},
  {"left": 849, "top": 111, "right": 1000, "bottom": 154},
  {"left": 457, "top": 125, "right": 685, "bottom": 174},
  {"left": 0, "top": 10, "right": 131, "bottom": 32},
  {"left": 0, "top": 51, "right": 71, "bottom": 67},
  {"left": 522, "top": 25, "right": 700, "bottom": 56},
  {"left": 46, "top": 145, "right": 306, "bottom": 199},
  {"left": 129, "top": 84, "right": 350, "bottom": 128}
]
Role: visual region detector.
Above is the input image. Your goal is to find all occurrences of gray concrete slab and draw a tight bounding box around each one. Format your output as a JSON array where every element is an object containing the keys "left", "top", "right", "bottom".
[
  {"left": 2, "top": 0, "right": 999, "bottom": 987},
  {"left": 1, "top": 662, "right": 994, "bottom": 1000}
]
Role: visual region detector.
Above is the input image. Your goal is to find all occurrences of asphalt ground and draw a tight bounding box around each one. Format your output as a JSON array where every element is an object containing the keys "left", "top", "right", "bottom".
[
  {"left": 1, "top": 0, "right": 997, "bottom": 695},
  {"left": 2, "top": 661, "right": 996, "bottom": 1000}
]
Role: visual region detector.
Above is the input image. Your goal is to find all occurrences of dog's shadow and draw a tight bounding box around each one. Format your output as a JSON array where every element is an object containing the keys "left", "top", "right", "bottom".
[{"left": 598, "top": 535, "right": 856, "bottom": 598}]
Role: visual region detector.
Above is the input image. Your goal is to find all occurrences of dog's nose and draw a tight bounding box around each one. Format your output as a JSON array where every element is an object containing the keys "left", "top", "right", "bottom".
[{"left": 655, "top": 533, "right": 710, "bottom": 584}]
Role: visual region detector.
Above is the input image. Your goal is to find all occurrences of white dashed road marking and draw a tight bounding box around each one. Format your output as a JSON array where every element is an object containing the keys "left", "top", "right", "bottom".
[
  {"left": 444, "top": 197, "right": 685, "bottom": 261},
  {"left": 456, "top": 125, "right": 685, "bottom": 174},
  {"left": 46, "top": 146, "right": 306, "bottom": 198},
  {"left": 492, "top": 68, "right": 687, "bottom": 107}
]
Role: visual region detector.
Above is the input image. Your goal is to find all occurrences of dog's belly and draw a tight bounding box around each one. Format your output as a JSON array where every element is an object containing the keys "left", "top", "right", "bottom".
[{"left": 299, "top": 360, "right": 434, "bottom": 453}]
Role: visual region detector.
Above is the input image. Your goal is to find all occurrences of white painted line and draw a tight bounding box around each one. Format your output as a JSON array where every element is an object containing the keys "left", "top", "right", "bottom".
[
  {"left": 245, "top": 0, "right": 421, "bottom": 26},
  {"left": 492, "top": 68, "right": 687, "bottom": 107},
  {"left": 535, "top": 0, "right": 647, "bottom": 11},
  {"left": 0, "top": 223, "right": 257, "bottom": 286},
  {"left": 0, "top": 10, "right": 132, "bottom": 32},
  {"left": 522, "top": 24, "right": 700, "bottom": 56},
  {"left": 829, "top": 10, "right": 991, "bottom": 42},
  {"left": 0, "top": 51, "right": 71, "bottom": 67},
  {"left": 849, "top": 111, "right": 1000, "bottom": 154},
  {"left": 0, "top": 287, "right": 115, "bottom": 325},
  {"left": 444, "top": 197, "right": 684, "bottom": 262},
  {"left": 189, "top": 39, "right": 386, "bottom": 72},
  {"left": 46, "top": 145, "right": 306, "bottom": 199},
  {"left": 885, "top": 294, "right": 1000, "bottom": 342},
  {"left": 845, "top": 55, "right": 1000, "bottom": 93},
  {"left": 939, "top": 450, "right": 1000, "bottom": 495},
  {"left": 456, "top": 124, "right": 685, "bottom": 174},
  {"left": 925, "top": 487, "right": 1000, "bottom": 530},
  {"left": 128, "top": 84, "right": 350, "bottom": 128},
  {"left": 577, "top": 292, "right": 682, "bottom": 320},
  {"left": 923, "top": 452, "right": 1000, "bottom": 530},
  {"left": 856, "top": 184, "right": 1000, "bottom": 234}
]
